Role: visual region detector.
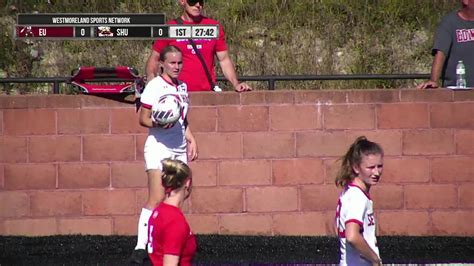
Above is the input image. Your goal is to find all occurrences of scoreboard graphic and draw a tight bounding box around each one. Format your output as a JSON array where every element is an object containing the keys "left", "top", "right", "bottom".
[{"left": 15, "top": 13, "right": 219, "bottom": 40}]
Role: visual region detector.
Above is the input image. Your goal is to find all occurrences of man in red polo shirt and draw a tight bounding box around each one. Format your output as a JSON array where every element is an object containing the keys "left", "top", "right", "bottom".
[{"left": 145, "top": 0, "right": 252, "bottom": 92}]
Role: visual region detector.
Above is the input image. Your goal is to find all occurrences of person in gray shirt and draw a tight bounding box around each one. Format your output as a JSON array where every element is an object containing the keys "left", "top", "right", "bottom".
[{"left": 418, "top": 0, "right": 474, "bottom": 89}]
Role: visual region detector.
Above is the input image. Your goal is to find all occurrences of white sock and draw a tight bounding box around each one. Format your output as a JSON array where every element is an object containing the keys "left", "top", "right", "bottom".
[{"left": 135, "top": 208, "right": 153, "bottom": 250}]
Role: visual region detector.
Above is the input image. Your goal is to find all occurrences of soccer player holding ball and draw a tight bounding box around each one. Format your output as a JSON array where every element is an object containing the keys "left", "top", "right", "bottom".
[
  {"left": 335, "top": 136, "right": 383, "bottom": 266},
  {"left": 131, "top": 45, "right": 198, "bottom": 264}
]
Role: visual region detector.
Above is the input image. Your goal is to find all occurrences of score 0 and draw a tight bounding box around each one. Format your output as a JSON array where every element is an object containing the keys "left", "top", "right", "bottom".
[
  {"left": 75, "top": 26, "right": 91, "bottom": 38},
  {"left": 152, "top": 26, "right": 169, "bottom": 38}
]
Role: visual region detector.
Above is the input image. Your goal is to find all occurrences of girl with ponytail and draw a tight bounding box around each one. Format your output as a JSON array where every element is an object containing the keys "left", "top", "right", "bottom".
[
  {"left": 335, "top": 136, "right": 384, "bottom": 266},
  {"left": 147, "top": 159, "right": 196, "bottom": 266}
]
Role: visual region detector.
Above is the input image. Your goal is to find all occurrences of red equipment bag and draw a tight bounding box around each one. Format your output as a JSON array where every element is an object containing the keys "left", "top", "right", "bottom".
[{"left": 69, "top": 66, "right": 144, "bottom": 94}]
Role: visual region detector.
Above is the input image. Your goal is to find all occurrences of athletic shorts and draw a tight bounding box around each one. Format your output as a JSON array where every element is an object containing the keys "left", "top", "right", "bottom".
[{"left": 144, "top": 141, "right": 187, "bottom": 171}]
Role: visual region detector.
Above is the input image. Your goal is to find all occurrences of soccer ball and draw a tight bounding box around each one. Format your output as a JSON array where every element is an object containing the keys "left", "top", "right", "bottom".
[{"left": 151, "top": 94, "right": 182, "bottom": 127}]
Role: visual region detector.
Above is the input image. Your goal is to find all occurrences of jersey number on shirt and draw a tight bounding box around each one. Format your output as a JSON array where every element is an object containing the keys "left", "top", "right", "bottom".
[
  {"left": 367, "top": 213, "right": 375, "bottom": 226},
  {"left": 147, "top": 225, "right": 154, "bottom": 253}
]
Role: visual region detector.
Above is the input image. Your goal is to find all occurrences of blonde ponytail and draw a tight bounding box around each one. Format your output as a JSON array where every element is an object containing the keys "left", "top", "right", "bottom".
[{"left": 161, "top": 158, "right": 191, "bottom": 194}]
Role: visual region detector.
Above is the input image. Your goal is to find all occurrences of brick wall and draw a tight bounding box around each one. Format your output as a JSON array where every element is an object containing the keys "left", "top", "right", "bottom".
[{"left": 0, "top": 89, "right": 473, "bottom": 237}]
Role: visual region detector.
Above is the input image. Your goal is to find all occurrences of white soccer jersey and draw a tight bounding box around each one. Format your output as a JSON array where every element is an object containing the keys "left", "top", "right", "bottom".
[
  {"left": 336, "top": 183, "right": 379, "bottom": 266},
  {"left": 140, "top": 75, "right": 190, "bottom": 155}
]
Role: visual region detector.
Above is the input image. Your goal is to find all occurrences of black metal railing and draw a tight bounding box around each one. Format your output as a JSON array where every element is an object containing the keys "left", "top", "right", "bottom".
[
  {"left": 230, "top": 74, "right": 431, "bottom": 90},
  {"left": 0, "top": 74, "right": 431, "bottom": 93}
]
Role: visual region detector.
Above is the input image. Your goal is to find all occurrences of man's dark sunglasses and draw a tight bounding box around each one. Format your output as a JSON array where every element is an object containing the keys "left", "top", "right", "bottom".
[{"left": 187, "top": 0, "right": 204, "bottom": 6}]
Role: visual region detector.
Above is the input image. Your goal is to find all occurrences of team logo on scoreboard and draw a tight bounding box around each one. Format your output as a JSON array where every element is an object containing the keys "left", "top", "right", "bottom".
[
  {"left": 97, "top": 26, "right": 113, "bottom": 37},
  {"left": 19, "top": 26, "right": 35, "bottom": 37}
]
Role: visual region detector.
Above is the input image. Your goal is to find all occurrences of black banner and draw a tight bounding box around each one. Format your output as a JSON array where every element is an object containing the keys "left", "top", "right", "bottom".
[{"left": 18, "top": 13, "right": 165, "bottom": 25}]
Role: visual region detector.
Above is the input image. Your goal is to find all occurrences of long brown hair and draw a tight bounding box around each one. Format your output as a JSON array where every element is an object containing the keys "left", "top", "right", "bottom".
[{"left": 335, "top": 136, "right": 384, "bottom": 188}]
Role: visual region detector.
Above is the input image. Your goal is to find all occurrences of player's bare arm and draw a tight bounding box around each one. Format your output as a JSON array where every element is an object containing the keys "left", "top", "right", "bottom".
[
  {"left": 146, "top": 50, "right": 161, "bottom": 82},
  {"left": 139, "top": 107, "right": 155, "bottom": 128},
  {"left": 163, "top": 254, "right": 180, "bottom": 266},
  {"left": 185, "top": 126, "right": 198, "bottom": 161},
  {"left": 216, "top": 50, "right": 252, "bottom": 92},
  {"left": 345, "top": 223, "right": 382, "bottom": 265}
]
